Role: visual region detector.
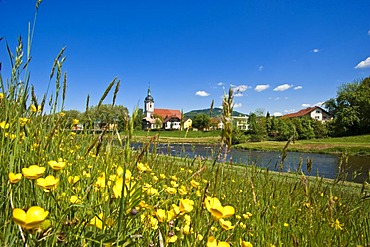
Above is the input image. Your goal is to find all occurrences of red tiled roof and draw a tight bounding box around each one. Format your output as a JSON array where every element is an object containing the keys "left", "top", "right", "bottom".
[
  {"left": 154, "top": 109, "right": 182, "bottom": 120},
  {"left": 282, "top": 106, "right": 321, "bottom": 119}
]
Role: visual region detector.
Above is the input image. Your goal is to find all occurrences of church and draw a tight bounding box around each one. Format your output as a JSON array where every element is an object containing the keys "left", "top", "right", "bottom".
[{"left": 142, "top": 88, "right": 182, "bottom": 130}]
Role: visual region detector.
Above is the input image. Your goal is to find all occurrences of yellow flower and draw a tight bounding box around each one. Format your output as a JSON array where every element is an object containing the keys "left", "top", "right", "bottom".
[
  {"left": 240, "top": 239, "right": 253, "bottom": 247},
  {"left": 146, "top": 187, "right": 158, "bottom": 196},
  {"left": 68, "top": 175, "right": 80, "bottom": 185},
  {"left": 0, "top": 121, "right": 9, "bottom": 129},
  {"left": 19, "top": 117, "right": 30, "bottom": 126},
  {"left": 48, "top": 159, "right": 66, "bottom": 170},
  {"left": 243, "top": 212, "right": 252, "bottom": 219},
  {"left": 331, "top": 219, "right": 344, "bottom": 230},
  {"left": 95, "top": 173, "right": 106, "bottom": 188},
  {"left": 12, "top": 206, "right": 49, "bottom": 230},
  {"left": 283, "top": 222, "right": 289, "bottom": 227},
  {"left": 30, "top": 104, "right": 41, "bottom": 113},
  {"left": 179, "top": 198, "right": 194, "bottom": 213},
  {"left": 0, "top": 92, "right": 4, "bottom": 99},
  {"left": 70, "top": 195, "right": 82, "bottom": 204},
  {"left": 196, "top": 234, "right": 204, "bottom": 241},
  {"left": 156, "top": 209, "right": 166, "bottom": 222},
  {"left": 167, "top": 235, "right": 178, "bottom": 243},
  {"left": 165, "top": 187, "right": 177, "bottom": 195},
  {"left": 22, "top": 165, "right": 46, "bottom": 180},
  {"left": 36, "top": 175, "right": 59, "bottom": 190},
  {"left": 183, "top": 224, "right": 192, "bottom": 235},
  {"left": 59, "top": 112, "right": 66, "bottom": 117},
  {"left": 170, "top": 180, "right": 179, "bottom": 188},
  {"left": 89, "top": 213, "right": 113, "bottom": 230},
  {"left": 73, "top": 119, "right": 79, "bottom": 125},
  {"left": 205, "top": 196, "right": 235, "bottom": 220},
  {"left": 190, "top": 179, "right": 200, "bottom": 188},
  {"left": 137, "top": 162, "right": 151, "bottom": 172},
  {"left": 8, "top": 172, "right": 22, "bottom": 184},
  {"left": 207, "top": 236, "right": 230, "bottom": 247},
  {"left": 207, "top": 236, "right": 218, "bottom": 247},
  {"left": 159, "top": 173, "right": 166, "bottom": 179},
  {"left": 219, "top": 218, "right": 234, "bottom": 230},
  {"left": 178, "top": 185, "right": 188, "bottom": 196}
]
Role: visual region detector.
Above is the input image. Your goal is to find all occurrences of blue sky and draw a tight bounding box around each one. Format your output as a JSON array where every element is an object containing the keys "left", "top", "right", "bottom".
[{"left": 1, "top": 0, "right": 370, "bottom": 116}]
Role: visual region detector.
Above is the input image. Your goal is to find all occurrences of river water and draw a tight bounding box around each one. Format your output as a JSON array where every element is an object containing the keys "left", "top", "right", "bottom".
[{"left": 147, "top": 143, "right": 369, "bottom": 183}]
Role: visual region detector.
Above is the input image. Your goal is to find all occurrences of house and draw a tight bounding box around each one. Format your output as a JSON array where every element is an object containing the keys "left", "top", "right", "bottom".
[
  {"left": 142, "top": 88, "right": 182, "bottom": 130},
  {"left": 282, "top": 106, "right": 332, "bottom": 122},
  {"left": 183, "top": 118, "right": 192, "bottom": 130},
  {"left": 214, "top": 115, "right": 249, "bottom": 130}
]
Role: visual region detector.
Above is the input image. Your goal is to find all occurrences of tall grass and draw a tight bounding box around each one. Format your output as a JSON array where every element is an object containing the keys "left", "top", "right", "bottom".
[{"left": 1, "top": 1, "right": 369, "bottom": 246}]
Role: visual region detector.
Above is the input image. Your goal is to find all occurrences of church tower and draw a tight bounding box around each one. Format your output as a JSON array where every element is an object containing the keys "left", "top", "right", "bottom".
[{"left": 144, "top": 87, "right": 154, "bottom": 118}]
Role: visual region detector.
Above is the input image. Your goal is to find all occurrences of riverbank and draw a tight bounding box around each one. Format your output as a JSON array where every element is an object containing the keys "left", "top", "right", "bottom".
[
  {"left": 133, "top": 131, "right": 370, "bottom": 156},
  {"left": 234, "top": 135, "right": 370, "bottom": 156}
]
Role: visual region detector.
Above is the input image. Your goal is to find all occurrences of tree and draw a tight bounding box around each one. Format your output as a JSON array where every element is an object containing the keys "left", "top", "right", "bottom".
[
  {"left": 83, "top": 104, "right": 128, "bottom": 131},
  {"left": 192, "top": 113, "right": 210, "bottom": 131},
  {"left": 324, "top": 77, "right": 370, "bottom": 136}
]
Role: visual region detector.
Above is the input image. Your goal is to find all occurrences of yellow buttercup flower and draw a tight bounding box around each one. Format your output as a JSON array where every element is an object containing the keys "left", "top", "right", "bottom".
[
  {"left": 70, "top": 195, "right": 82, "bottom": 204},
  {"left": 156, "top": 209, "right": 166, "bottom": 222},
  {"left": 207, "top": 236, "right": 230, "bottom": 247},
  {"left": 36, "top": 175, "right": 59, "bottom": 191},
  {"left": 30, "top": 104, "right": 41, "bottom": 113},
  {"left": 22, "top": 165, "right": 46, "bottom": 180},
  {"left": 8, "top": 172, "right": 22, "bottom": 184},
  {"left": 73, "top": 119, "right": 79, "bottom": 125},
  {"left": 12, "top": 206, "right": 49, "bottom": 230},
  {"left": 0, "top": 121, "right": 9, "bottom": 129},
  {"left": 0, "top": 92, "right": 4, "bottom": 99},
  {"left": 179, "top": 198, "right": 194, "bottom": 214},
  {"left": 219, "top": 218, "right": 234, "bottom": 230},
  {"left": 19, "top": 117, "right": 30, "bottom": 126},
  {"left": 178, "top": 185, "right": 188, "bottom": 196},
  {"left": 240, "top": 239, "right": 253, "bottom": 247},
  {"left": 190, "top": 179, "right": 200, "bottom": 188},
  {"left": 48, "top": 159, "right": 66, "bottom": 170},
  {"left": 68, "top": 175, "right": 80, "bottom": 185},
  {"left": 165, "top": 187, "right": 177, "bottom": 195},
  {"left": 137, "top": 162, "right": 151, "bottom": 172},
  {"left": 205, "top": 196, "right": 235, "bottom": 220},
  {"left": 89, "top": 213, "right": 113, "bottom": 230}
]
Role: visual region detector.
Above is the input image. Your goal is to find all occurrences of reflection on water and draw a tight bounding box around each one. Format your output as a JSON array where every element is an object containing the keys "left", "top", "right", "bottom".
[{"left": 146, "top": 143, "right": 369, "bottom": 183}]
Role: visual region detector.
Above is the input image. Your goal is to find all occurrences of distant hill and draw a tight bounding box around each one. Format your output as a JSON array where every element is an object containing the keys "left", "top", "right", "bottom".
[{"left": 184, "top": 108, "right": 247, "bottom": 119}]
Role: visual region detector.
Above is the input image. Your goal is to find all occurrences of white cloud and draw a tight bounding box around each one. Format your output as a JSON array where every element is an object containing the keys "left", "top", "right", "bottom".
[
  {"left": 273, "top": 112, "right": 282, "bottom": 117},
  {"left": 234, "top": 92, "right": 244, "bottom": 97},
  {"left": 233, "top": 84, "right": 249, "bottom": 92},
  {"left": 233, "top": 102, "right": 242, "bottom": 108},
  {"left": 217, "top": 82, "right": 224, "bottom": 86},
  {"left": 273, "top": 84, "right": 293, "bottom": 91},
  {"left": 195, "top": 91, "right": 210, "bottom": 97},
  {"left": 275, "top": 97, "right": 280, "bottom": 101},
  {"left": 302, "top": 103, "right": 311, "bottom": 107},
  {"left": 255, "top": 84, "right": 270, "bottom": 92},
  {"left": 315, "top": 101, "right": 325, "bottom": 107},
  {"left": 312, "top": 48, "right": 320, "bottom": 53},
  {"left": 258, "top": 65, "right": 264, "bottom": 71},
  {"left": 284, "top": 109, "right": 295, "bottom": 113},
  {"left": 294, "top": 86, "right": 302, "bottom": 90},
  {"left": 355, "top": 57, "right": 370, "bottom": 69},
  {"left": 368, "top": 30, "right": 370, "bottom": 36}
]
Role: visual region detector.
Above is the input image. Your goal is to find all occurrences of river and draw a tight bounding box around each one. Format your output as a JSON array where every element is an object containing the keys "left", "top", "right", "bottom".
[{"left": 144, "top": 143, "right": 369, "bottom": 183}]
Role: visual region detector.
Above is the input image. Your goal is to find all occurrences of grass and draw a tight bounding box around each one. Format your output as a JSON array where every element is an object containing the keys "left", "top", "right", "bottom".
[
  {"left": 234, "top": 135, "right": 370, "bottom": 156},
  {"left": 132, "top": 130, "right": 221, "bottom": 144},
  {"left": 1, "top": 3, "right": 370, "bottom": 246}
]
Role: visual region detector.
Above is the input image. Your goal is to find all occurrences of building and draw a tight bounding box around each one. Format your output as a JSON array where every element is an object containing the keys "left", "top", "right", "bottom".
[
  {"left": 142, "top": 88, "right": 182, "bottom": 130},
  {"left": 282, "top": 106, "right": 332, "bottom": 122}
]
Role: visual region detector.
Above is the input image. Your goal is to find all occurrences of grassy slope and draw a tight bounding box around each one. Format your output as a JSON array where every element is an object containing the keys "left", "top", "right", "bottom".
[{"left": 234, "top": 134, "right": 370, "bottom": 156}]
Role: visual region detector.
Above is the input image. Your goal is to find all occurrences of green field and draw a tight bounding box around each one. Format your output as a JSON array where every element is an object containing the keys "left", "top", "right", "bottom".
[{"left": 234, "top": 134, "right": 370, "bottom": 156}]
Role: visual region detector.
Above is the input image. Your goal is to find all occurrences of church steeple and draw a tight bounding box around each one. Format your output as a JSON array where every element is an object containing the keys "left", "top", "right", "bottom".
[{"left": 144, "top": 85, "right": 154, "bottom": 118}]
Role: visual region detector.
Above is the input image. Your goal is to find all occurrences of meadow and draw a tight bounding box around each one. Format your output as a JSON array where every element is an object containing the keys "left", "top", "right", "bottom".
[{"left": 1, "top": 3, "right": 370, "bottom": 246}]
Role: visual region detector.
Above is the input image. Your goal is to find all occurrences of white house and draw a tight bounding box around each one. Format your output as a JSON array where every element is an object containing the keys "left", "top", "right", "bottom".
[{"left": 282, "top": 106, "right": 332, "bottom": 122}]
